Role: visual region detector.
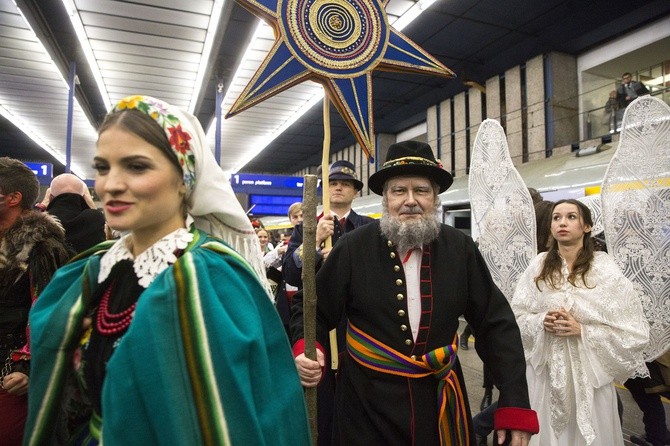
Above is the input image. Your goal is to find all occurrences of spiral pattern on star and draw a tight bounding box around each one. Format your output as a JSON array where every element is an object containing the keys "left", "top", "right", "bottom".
[{"left": 280, "top": 0, "right": 387, "bottom": 76}]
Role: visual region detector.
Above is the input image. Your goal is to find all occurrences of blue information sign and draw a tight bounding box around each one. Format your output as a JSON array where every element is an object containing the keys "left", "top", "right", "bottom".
[
  {"left": 25, "top": 162, "right": 53, "bottom": 179},
  {"left": 231, "top": 173, "right": 304, "bottom": 189},
  {"left": 25, "top": 162, "right": 53, "bottom": 185}
]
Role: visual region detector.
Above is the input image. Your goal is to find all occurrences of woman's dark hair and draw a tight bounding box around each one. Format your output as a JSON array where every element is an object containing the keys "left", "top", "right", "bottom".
[
  {"left": 97, "top": 109, "right": 182, "bottom": 176},
  {"left": 534, "top": 200, "right": 554, "bottom": 253},
  {"left": 535, "top": 199, "right": 595, "bottom": 290}
]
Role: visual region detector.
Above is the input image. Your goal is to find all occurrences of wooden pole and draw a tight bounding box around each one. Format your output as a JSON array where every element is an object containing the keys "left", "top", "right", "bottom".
[
  {"left": 320, "top": 96, "right": 339, "bottom": 370},
  {"left": 321, "top": 96, "right": 332, "bottom": 249},
  {"left": 301, "top": 174, "right": 318, "bottom": 445}
]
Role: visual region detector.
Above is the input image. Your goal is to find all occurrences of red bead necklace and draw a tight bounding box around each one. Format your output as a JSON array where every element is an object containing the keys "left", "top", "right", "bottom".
[{"left": 96, "top": 284, "right": 136, "bottom": 336}]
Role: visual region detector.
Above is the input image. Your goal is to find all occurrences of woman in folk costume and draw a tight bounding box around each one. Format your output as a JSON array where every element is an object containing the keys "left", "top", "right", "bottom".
[
  {"left": 511, "top": 199, "right": 649, "bottom": 446},
  {"left": 24, "top": 95, "right": 311, "bottom": 445}
]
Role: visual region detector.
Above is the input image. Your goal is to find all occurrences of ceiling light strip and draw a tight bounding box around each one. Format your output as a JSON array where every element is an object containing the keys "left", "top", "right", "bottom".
[
  {"left": 189, "top": 0, "right": 227, "bottom": 113},
  {"left": 60, "top": 0, "right": 112, "bottom": 110}
]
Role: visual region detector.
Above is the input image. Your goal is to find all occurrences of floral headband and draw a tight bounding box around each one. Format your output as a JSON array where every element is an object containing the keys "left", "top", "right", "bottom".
[{"left": 112, "top": 95, "right": 197, "bottom": 193}]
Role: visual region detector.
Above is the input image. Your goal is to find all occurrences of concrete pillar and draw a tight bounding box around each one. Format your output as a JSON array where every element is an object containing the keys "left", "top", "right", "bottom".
[
  {"left": 453, "top": 92, "right": 467, "bottom": 177},
  {"left": 439, "top": 98, "right": 452, "bottom": 174},
  {"left": 526, "top": 54, "right": 547, "bottom": 161},
  {"left": 468, "top": 88, "right": 483, "bottom": 171},
  {"left": 547, "top": 52, "right": 579, "bottom": 148},
  {"left": 505, "top": 66, "right": 523, "bottom": 165},
  {"left": 486, "top": 76, "right": 501, "bottom": 121},
  {"left": 426, "top": 105, "right": 438, "bottom": 152}
]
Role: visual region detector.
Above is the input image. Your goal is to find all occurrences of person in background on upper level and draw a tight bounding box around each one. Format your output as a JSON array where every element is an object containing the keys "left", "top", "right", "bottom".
[
  {"left": 617, "top": 72, "right": 649, "bottom": 109},
  {"left": 604, "top": 90, "right": 621, "bottom": 133}
]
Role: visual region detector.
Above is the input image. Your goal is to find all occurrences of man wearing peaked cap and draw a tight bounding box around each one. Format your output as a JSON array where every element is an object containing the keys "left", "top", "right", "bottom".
[
  {"left": 292, "top": 140, "right": 539, "bottom": 445},
  {"left": 284, "top": 158, "right": 374, "bottom": 446}
]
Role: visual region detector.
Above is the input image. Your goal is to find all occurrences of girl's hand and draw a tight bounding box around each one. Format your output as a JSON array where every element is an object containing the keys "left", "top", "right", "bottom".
[
  {"left": 552, "top": 309, "right": 581, "bottom": 337},
  {"left": 543, "top": 311, "right": 558, "bottom": 333}
]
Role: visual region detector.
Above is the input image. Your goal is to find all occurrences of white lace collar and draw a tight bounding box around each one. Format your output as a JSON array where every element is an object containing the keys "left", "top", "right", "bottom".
[{"left": 98, "top": 216, "right": 195, "bottom": 288}]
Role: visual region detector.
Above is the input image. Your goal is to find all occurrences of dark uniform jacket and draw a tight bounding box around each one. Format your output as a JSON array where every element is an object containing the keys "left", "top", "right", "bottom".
[
  {"left": 291, "top": 221, "right": 533, "bottom": 445},
  {"left": 283, "top": 209, "right": 374, "bottom": 288}
]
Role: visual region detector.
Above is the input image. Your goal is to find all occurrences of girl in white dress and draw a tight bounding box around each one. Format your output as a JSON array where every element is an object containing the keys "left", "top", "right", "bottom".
[{"left": 512, "top": 199, "right": 649, "bottom": 446}]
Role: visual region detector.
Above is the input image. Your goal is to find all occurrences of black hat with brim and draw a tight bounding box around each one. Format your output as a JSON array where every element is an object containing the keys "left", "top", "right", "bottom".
[{"left": 368, "top": 140, "right": 453, "bottom": 195}]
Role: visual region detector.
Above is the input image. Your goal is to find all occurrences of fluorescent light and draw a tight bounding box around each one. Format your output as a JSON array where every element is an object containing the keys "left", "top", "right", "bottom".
[
  {"left": 0, "top": 105, "right": 65, "bottom": 164},
  {"left": 230, "top": 89, "right": 325, "bottom": 173},
  {"left": 60, "top": 0, "right": 112, "bottom": 109},
  {"left": 189, "top": 0, "right": 227, "bottom": 113},
  {"left": 221, "top": 21, "right": 270, "bottom": 107},
  {"left": 390, "top": 0, "right": 437, "bottom": 31}
]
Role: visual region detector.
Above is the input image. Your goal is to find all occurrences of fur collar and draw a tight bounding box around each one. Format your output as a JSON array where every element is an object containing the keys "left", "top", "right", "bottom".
[{"left": 0, "top": 211, "right": 66, "bottom": 286}]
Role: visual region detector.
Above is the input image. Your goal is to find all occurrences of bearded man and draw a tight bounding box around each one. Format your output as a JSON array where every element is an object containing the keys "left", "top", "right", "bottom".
[{"left": 291, "top": 141, "right": 538, "bottom": 446}]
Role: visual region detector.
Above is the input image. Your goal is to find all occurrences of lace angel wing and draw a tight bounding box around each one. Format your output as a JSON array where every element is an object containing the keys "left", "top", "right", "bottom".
[
  {"left": 469, "top": 119, "right": 537, "bottom": 301},
  {"left": 601, "top": 96, "right": 670, "bottom": 361},
  {"left": 578, "top": 194, "right": 604, "bottom": 235}
]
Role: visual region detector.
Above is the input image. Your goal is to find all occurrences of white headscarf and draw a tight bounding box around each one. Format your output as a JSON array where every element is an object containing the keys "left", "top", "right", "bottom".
[{"left": 109, "top": 95, "right": 267, "bottom": 285}]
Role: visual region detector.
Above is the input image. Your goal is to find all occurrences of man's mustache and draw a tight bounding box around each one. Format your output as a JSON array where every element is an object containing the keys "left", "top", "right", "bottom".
[{"left": 400, "top": 206, "right": 423, "bottom": 215}]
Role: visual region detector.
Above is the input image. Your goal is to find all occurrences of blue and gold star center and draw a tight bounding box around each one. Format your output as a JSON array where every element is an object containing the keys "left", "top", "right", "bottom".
[{"left": 227, "top": 0, "right": 454, "bottom": 159}]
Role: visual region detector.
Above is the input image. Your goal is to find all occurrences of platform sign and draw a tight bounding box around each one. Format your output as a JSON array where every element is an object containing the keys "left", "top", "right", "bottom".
[
  {"left": 231, "top": 173, "right": 304, "bottom": 190},
  {"left": 25, "top": 162, "right": 53, "bottom": 185}
]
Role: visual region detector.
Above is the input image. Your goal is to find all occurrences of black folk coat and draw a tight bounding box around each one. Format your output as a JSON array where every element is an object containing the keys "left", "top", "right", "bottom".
[{"left": 291, "top": 221, "right": 531, "bottom": 445}]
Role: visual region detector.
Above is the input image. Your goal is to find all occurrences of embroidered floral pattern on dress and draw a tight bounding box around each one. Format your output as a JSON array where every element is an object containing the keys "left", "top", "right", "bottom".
[
  {"left": 99, "top": 218, "right": 195, "bottom": 288},
  {"left": 113, "top": 95, "right": 197, "bottom": 192}
]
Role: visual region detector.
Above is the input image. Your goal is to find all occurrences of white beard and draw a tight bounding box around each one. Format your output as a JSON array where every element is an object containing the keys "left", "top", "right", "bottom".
[{"left": 380, "top": 201, "right": 441, "bottom": 254}]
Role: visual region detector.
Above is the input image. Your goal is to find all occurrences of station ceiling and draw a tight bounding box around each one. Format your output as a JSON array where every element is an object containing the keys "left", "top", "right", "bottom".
[{"left": 0, "top": 0, "right": 668, "bottom": 179}]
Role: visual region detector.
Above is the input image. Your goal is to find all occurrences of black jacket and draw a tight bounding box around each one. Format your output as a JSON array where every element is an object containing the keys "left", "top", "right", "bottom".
[{"left": 47, "top": 193, "right": 106, "bottom": 253}]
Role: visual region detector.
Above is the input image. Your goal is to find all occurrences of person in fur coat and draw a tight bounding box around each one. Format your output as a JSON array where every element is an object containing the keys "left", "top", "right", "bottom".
[{"left": 0, "top": 157, "right": 71, "bottom": 446}]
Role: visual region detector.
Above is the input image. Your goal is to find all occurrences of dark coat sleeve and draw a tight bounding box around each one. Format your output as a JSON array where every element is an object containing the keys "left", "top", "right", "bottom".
[
  {"left": 462, "top": 241, "right": 531, "bottom": 410},
  {"left": 282, "top": 224, "right": 305, "bottom": 287}
]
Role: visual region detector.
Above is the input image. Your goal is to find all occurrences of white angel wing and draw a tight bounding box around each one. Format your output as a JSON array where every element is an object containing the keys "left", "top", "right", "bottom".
[
  {"left": 578, "top": 194, "right": 604, "bottom": 236},
  {"left": 601, "top": 96, "right": 670, "bottom": 361},
  {"left": 469, "top": 119, "right": 537, "bottom": 301}
]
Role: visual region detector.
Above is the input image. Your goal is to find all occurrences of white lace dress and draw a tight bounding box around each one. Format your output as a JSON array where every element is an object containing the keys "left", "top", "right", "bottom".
[{"left": 512, "top": 252, "right": 649, "bottom": 446}]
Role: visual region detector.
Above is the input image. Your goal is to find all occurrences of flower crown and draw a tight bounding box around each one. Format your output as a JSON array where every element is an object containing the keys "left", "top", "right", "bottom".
[{"left": 112, "top": 95, "right": 197, "bottom": 192}]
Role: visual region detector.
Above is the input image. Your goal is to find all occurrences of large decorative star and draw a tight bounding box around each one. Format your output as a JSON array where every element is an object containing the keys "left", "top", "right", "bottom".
[{"left": 226, "top": 0, "right": 454, "bottom": 159}]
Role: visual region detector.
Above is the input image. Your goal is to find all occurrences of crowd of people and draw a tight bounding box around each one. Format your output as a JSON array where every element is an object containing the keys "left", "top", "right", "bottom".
[{"left": 0, "top": 94, "right": 666, "bottom": 446}]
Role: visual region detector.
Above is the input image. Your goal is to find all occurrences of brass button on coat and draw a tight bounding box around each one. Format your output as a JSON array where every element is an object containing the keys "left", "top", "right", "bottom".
[
  {"left": 400, "top": 324, "right": 408, "bottom": 331},
  {"left": 405, "top": 339, "right": 412, "bottom": 345},
  {"left": 395, "top": 279, "right": 403, "bottom": 286},
  {"left": 390, "top": 252, "right": 396, "bottom": 259},
  {"left": 396, "top": 293, "right": 404, "bottom": 300},
  {"left": 398, "top": 309, "right": 406, "bottom": 317},
  {"left": 393, "top": 265, "right": 400, "bottom": 272}
]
